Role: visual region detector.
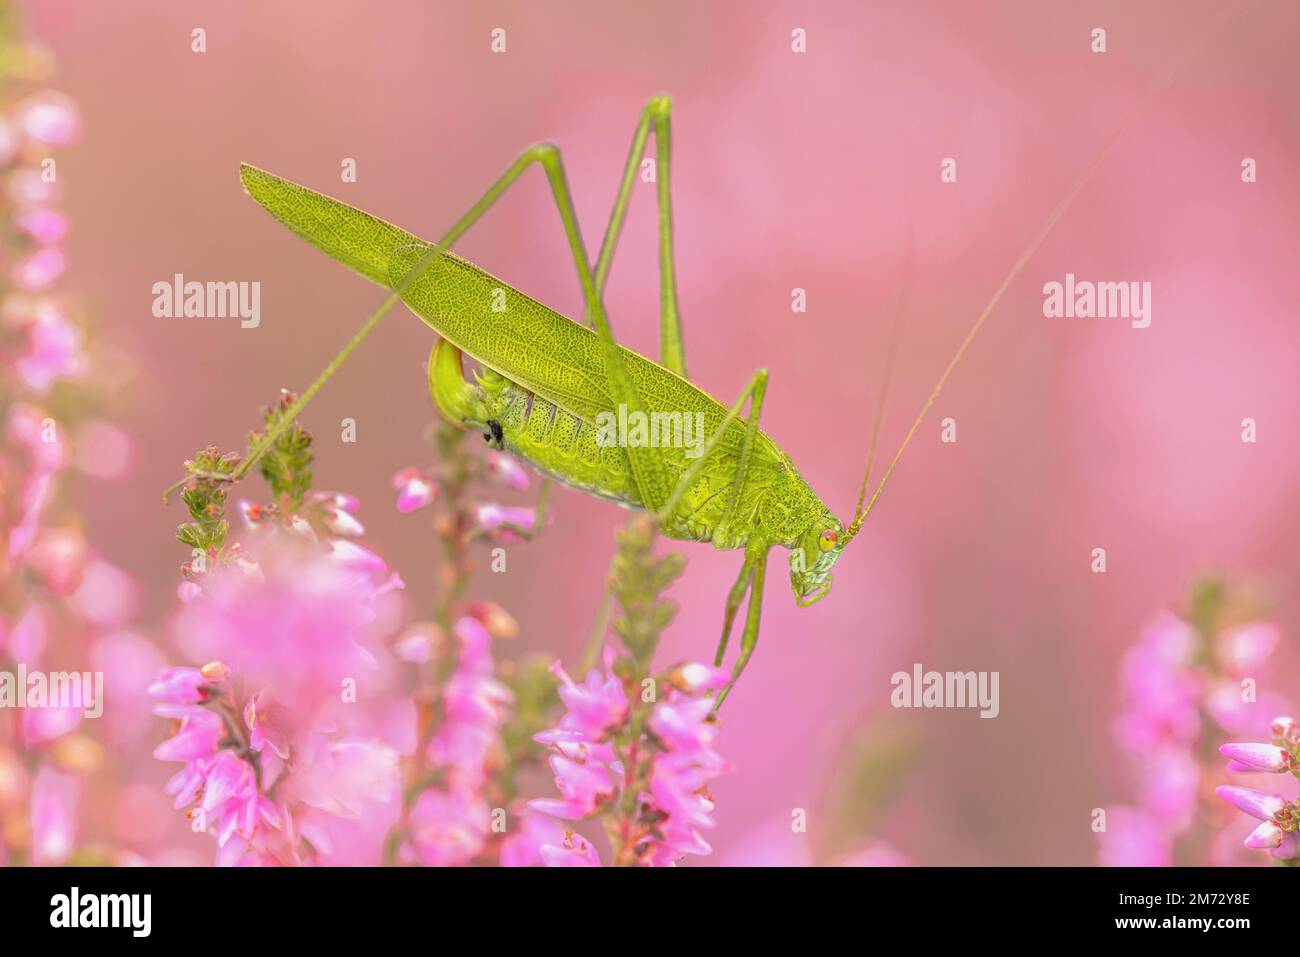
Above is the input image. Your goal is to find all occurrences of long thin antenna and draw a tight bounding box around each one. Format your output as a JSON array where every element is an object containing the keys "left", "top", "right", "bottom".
[
  {"left": 849, "top": 220, "right": 912, "bottom": 528},
  {"left": 842, "top": 0, "right": 1250, "bottom": 544},
  {"left": 843, "top": 134, "right": 1116, "bottom": 541}
]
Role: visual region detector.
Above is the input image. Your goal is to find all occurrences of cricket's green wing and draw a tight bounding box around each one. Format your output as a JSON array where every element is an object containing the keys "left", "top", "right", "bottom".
[{"left": 239, "top": 163, "right": 781, "bottom": 463}]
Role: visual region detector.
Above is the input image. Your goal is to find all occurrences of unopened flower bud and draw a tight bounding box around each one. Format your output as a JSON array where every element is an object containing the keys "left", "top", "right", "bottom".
[
  {"left": 1219, "top": 743, "right": 1292, "bottom": 772},
  {"left": 1244, "top": 820, "right": 1285, "bottom": 849},
  {"left": 200, "top": 660, "right": 230, "bottom": 681},
  {"left": 667, "top": 662, "right": 730, "bottom": 693},
  {"left": 466, "top": 601, "right": 518, "bottom": 639},
  {"left": 395, "top": 622, "right": 444, "bottom": 663}
]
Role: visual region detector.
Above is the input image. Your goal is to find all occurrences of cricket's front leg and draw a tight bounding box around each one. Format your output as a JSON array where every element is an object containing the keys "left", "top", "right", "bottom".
[
  {"left": 716, "top": 545, "right": 759, "bottom": 667},
  {"left": 714, "top": 542, "right": 771, "bottom": 711}
]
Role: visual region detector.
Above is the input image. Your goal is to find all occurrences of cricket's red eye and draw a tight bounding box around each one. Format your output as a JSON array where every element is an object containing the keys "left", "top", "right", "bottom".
[{"left": 818, "top": 529, "right": 838, "bottom": 552}]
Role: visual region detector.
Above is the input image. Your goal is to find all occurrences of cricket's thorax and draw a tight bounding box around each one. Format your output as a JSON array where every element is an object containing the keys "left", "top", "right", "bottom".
[{"left": 432, "top": 345, "right": 823, "bottom": 552}]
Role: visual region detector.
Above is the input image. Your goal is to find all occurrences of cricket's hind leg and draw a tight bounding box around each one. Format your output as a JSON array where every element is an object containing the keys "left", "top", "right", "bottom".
[{"left": 595, "top": 94, "right": 688, "bottom": 376}]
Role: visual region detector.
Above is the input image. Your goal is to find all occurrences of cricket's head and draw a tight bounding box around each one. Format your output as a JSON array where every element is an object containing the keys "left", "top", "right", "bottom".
[{"left": 789, "top": 511, "right": 844, "bottom": 608}]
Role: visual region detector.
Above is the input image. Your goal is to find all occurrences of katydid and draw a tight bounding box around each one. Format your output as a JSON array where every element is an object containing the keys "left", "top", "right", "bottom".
[{"left": 222, "top": 94, "right": 1116, "bottom": 704}]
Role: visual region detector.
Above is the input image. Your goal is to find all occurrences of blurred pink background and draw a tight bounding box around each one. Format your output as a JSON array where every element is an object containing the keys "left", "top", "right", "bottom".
[{"left": 30, "top": 0, "right": 1300, "bottom": 863}]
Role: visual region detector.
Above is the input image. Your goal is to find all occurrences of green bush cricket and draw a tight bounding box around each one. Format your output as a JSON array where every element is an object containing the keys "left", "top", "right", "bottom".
[{"left": 179, "top": 94, "right": 1123, "bottom": 706}]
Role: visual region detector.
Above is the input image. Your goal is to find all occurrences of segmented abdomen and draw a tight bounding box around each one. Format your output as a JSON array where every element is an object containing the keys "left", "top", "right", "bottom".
[
  {"left": 479, "top": 373, "right": 763, "bottom": 546},
  {"left": 488, "top": 376, "right": 642, "bottom": 507}
]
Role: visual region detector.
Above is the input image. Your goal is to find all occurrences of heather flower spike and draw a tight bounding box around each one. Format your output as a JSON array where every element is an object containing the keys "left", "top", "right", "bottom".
[
  {"left": 1212, "top": 704, "right": 1300, "bottom": 862},
  {"left": 1103, "top": 584, "right": 1298, "bottom": 867}
]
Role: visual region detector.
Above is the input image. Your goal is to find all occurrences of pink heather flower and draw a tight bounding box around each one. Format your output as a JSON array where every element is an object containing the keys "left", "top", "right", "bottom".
[
  {"left": 394, "top": 616, "right": 510, "bottom": 864},
  {"left": 29, "top": 767, "right": 77, "bottom": 866},
  {"left": 474, "top": 503, "right": 536, "bottom": 533},
  {"left": 290, "top": 736, "right": 402, "bottom": 865},
  {"left": 16, "top": 310, "right": 82, "bottom": 393},
  {"left": 152, "top": 661, "right": 403, "bottom": 865},
  {"left": 499, "top": 809, "right": 569, "bottom": 867},
  {"left": 670, "top": 662, "right": 731, "bottom": 693},
  {"left": 1112, "top": 613, "right": 1201, "bottom": 752},
  {"left": 1205, "top": 683, "right": 1290, "bottom": 737},
  {"left": 1136, "top": 748, "right": 1199, "bottom": 829},
  {"left": 152, "top": 704, "right": 224, "bottom": 765},
  {"left": 1104, "top": 609, "right": 1299, "bottom": 867},
  {"left": 12, "top": 245, "right": 66, "bottom": 291},
  {"left": 242, "top": 694, "right": 290, "bottom": 759},
  {"left": 549, "top": 650, "right": 628, "bottom": 742},
  {"left": 1215, "top": 785, "right": 1286, "bottom": 821},
  {"left": 89, "top": 630, "right": 167, "bottom": 748},
  {"left": 485, "top": 450, "right": 530, "bottom": 490},
  {"left": 1215, "top": 723, "right": 1300, "bottom": 859},
  {"left": 1273, "top": 831, "right": 1300, "bottom": 861},
  {"left": 407, "top": 788, "right": 491, "bottom": 866},
  {"left": 21, "top": 705, "right": 82, "bottom": 748},
  {"left": 291, "top": 736, "right": 400, "bottom": 820},
  {"left": 539, "top": 832, "right": 602, "bottom": 867},
  {"left": 7, "top": 604, "right": 48, "bottom": 662},
  {"left": 170, "top": 538, "right": 396, "bottom": 724},
  {"left": 529, "top": 750, "right": 617, "bottom": 820},
  {"left": 530, "top": 651, "right": 728, "bottom": 865},
  {"left": 286, "top": 514, "right": 316, "bottom": 541},
  {"left": 643, "top": 695, "right": 729, "bottom": 862},
  {"left": 327, "top": 538, "right": 387, "bottom": 573},
  {"left": 428, "top": 617, "right": 513, "bottom": 787},
  {"left": 16, "top": 91, "right": 80, "bottom": 146},
  {"left": 391, "top": 467, "right": 436, "bottom": 513},
  {"left": 236, "top": 499, "right": 271, "bottom": 529},
  {"left": 1219, "top": 743, "right": 1292, "bottom": 773},
  {"left": 464, "top": 600, "right": 519, "bottom": 639},
  {"left": 214, "top": 823, "right": 297, "bottom": 867},
  {"left": 1243, "top": 820, "right": 1285, "bottom": 849},
  {"left": 1217, "top": 621, "right": 1280, "bottom": 675},
  {"left": 649, "top": 695, "right": 721, "bottom": 756},
  {"left": 26, "top": 527, "right": 86, "bottom": 595},
  {"left": 8, "top": 401, "right": 66, "bottom": 474},
  {"left": 394, "top": 621, "right": 441, "bottom": 663},
  {"left": 6, "top": 403, "right": 67, "bottom": 560},
  {"left": 647, "top": 757, "right": 717, "bottom": 859},
  {"left": 318, "top": 494, "right": 369, "bottom": 538},
  {"left": 15, "top": 208, "right": 68, "bottom": 245},
  {"left": 199, "top": 751, "right": 281, "bottom": 847}
]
